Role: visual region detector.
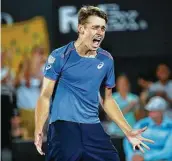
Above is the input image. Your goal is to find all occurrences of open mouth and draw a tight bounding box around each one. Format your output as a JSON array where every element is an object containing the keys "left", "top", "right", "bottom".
[{"left": 92, "top": 38, "right": 101, "bottom": 47}]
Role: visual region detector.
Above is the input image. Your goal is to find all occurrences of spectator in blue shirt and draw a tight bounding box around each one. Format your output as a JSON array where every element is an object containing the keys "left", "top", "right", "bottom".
[{"left": 123, "top": 96, "right": 172, "bottom": 161}]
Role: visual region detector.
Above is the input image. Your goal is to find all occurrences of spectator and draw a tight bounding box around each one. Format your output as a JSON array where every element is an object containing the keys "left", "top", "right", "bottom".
[
  {"left": 123, "top": 96, "right": 172, "bottom": 161},
  {"left": 138, "top": 64, "right": 172, "bottom": 117},
  {"left": 1, "top": 50, "right": 15, "bottom": 149},
  {"left": 104, "top": 75, "right": 139, "bottom": 137},
  {"left": 11, "top": 108, "right": 28, "bottom": 140},
  {"left": 149, "top": 64, "right": 172, "bottom": 104},
  {"left": 1, "top": 50, "right": 15, "bottom": 161},
  {"left": 14, "top": 46, "right": 45, "bottom": 140}
]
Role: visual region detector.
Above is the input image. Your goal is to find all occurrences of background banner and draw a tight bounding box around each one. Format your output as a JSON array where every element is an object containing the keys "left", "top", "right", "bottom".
[
  {"left": 53, "top": 0, "right": 172, "bottom": 56},
  {"left": 1, "top": 17, "right": 49, "bottom": 73}
]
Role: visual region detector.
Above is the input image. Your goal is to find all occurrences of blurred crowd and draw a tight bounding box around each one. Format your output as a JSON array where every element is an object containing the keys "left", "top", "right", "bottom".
[
  {"left": 101, "top": 63, "right": 172, "bottom": 161},
  {"left": 1, "top": 46, "right": 46, "bottom": 148},
  {"left": 1, "top": 48, "right": 172, "bottom": 161}
]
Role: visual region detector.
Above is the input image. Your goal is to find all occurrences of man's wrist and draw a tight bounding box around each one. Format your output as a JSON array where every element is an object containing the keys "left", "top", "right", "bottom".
[
  {"left": 123, "top": 128, "right": 133, "bottom": 136},
  {"left": 35, "top": 127, "right": 43, "bottom": 135}
]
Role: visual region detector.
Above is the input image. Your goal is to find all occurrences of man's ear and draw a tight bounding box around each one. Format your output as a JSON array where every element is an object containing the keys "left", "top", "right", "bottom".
[{"left": 78, "top": 24, "right": 84, "bottom": 35}]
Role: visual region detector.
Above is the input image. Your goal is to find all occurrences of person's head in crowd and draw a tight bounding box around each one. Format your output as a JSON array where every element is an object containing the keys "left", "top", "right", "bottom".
[
  {"left": 31, "top": 45, "right": 46, "bottom": 64},
  {"left": 145, "top": 96, "right": 167, "bottom": 123},
  {"left": 1, "top": 49, "right": 14, "bottom": 85},
  {"left": 124, "top": 95, "right": 172, "bottom": 161},
  {"left": 1, "top": 50, "right": 12, "bottom": 68},
  {"left": 156, "top": 64, "right": 171, "bottom": 84},
  {"left": 116, "top": 74, "right": 130, "bottom": 94},
  {"left": 29, "top": 45, "right": 46, "bottom": 78},
  {"left": 1, "top": 51, "right": 6, "bottom": 67}
]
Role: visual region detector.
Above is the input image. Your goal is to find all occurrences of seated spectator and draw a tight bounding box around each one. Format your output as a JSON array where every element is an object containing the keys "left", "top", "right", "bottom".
[
  {"left": 105, "top": 75, "right": 139, "bottom": 137},
  {"left": 149, "top": 64, "right": 172, "bottom": 103},
  {"left": 140, "top": 64, "right": 172, "bottom": 103},
  {"left": 123, "top": 96, "right": 172, "bottom": 161},
  {"left": 149, "top": 64, "right": 172, "bottom": 118},
  {"left": 138, "top": 63, "right": 172, "bottom": 117}
]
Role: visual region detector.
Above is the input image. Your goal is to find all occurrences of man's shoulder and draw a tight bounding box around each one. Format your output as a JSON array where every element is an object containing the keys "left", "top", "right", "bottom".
[
  {"left": 151, "top": 81, "right": 161, "bottom": 86},
  {"left": 128, "top": 93, "right": 139, "bottom": 100},
  {"left": 164, "top": 116, "right": 172, "bottom": 128},
  {"left": 135, "top": 117, "right": 151, "bottom": 127},
  {"left": 97, "top": 48, "right": 113, "bottom": 60},
  {"left": 149, "top": 81, "right": 163, "bottom": 91},
  {"left": 167, "top": 80, "right": 172, "bottom": 86},
  {"left": 51, "top": 42, "right": 74, "bottom": 58},
  {"left": 150, "top": 80, "right": 172, "bottom": 90}
]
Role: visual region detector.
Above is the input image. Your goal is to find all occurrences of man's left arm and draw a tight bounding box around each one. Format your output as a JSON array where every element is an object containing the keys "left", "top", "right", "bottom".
[
  {"left": 103, "top": 88, "right": 132, "bottom": 135},
  {"left": 103, "top": 57, "right": 153, "bottom": 152},
  {"left": 103, "top": 87, "right": 154, "bottom": 152}
]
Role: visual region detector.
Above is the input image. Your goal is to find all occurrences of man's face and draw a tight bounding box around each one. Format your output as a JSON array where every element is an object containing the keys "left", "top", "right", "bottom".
[
  {"left": 156, "top": 64, "right": 170, "bottom": 81},
  {"left": 1, "top": 52, "right": 6, "bottom": 66},
  {"left": 32, "top": 48, "right": 45, "bottom": 63},
  {"left": 148, "top": 111, "right": 162, "bottom": 120},
  {"left": 79, "top": 16, "right": 106, "bottom": 51},
  {"left": 117, "top": 76, "right": 130, "bottom": 93}
]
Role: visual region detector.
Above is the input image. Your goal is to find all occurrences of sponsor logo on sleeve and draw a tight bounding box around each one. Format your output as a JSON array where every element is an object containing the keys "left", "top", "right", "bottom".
[{"left": 48, "top": 55, "right": 56, "bottom": 64}]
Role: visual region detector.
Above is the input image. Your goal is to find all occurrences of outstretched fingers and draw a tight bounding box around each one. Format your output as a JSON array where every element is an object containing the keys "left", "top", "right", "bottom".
[
  {"left": 132, "top": 140, "right": 152, "bottom": 153},
  {"left": 137, "top": 144, "right": 145, "bottom": 153},
  {"left": 35, "top": 142, "right": 45, "bottom": 155},
  {"left": 139, "top": 136, "right": 154, "bottom": 143},
  {"left": 140, "top": 141, "right": 150, "bottom": 150},
  {"left": 137, "top": 126, "right": 147, "bottom": 134}
]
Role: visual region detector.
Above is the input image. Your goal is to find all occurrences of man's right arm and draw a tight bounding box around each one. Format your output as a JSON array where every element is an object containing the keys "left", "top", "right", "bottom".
[
  {"left": 35, "top": 48, "right": 63, "bottom": 134},
  {"left": 34, "top": 48, "right": 64, "bottom": 155},
  {"left": 35, "top": 77, "right": 55, "bottom": 136}
]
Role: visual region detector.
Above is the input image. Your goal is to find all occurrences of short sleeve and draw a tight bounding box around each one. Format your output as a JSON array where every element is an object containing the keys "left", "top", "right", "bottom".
[
  {"left": 105, "top": 60, "right": 115, "bottom": 88},
  {"left": 44, "top": 50, "right": 62, "bottom": 81}
]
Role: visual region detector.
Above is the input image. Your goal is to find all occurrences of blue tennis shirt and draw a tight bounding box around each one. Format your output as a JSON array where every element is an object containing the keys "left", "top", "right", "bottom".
[{"left": 44, "top": 42, "right": 115, "bottom": 124}]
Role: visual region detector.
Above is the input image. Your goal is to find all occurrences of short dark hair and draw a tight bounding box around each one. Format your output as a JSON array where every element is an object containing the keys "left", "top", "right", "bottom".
[{"left": 78, "top": 6, "right": 108, "bottom": 25}]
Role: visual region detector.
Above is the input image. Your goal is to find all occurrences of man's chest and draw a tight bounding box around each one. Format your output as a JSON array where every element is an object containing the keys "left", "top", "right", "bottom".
[{"left": 61, "top": 59, "right": 108, "bottom": 83}]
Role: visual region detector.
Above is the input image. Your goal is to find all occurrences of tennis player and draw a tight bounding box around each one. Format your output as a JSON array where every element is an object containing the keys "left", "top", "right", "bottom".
[{"left": 35, "top": 6, "right": 154, "bottom": 161}]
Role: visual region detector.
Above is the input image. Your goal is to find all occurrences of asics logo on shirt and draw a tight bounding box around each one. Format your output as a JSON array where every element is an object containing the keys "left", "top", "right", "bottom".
[
  {"left": 97, "top": 62, "right": 104, "bottom": 69},
  {"left": 46, "top": 64, "right": 52, "bottom": 70}
]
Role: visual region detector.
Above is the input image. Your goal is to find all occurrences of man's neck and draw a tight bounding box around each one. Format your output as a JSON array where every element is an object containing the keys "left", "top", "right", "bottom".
[
  {"left": 159, "top": 79, "right": 168, "bottom": 85},
  {"left": 154, "top": 117, "right": 163, "bottom": 125},
  {"left": 119, "top": 91, "right": 128, "bottom": 99},
  {"left": 74, "top": 39, "right": 96, "bottom": 57}
]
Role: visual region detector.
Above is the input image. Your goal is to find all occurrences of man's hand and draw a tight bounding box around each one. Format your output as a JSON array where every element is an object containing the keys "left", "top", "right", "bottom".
[
  {"left": 127, "top": 126, "right": 154, "bottom": 153},
  {"left": 138, "top": 78, "right": 152, "bottom": 89},
  {"left": 34, "top": 131, "right": 45, "bottom": 155},
  {"left": 34, "top": 78, "right": 55, "bottom": 155},
  {"left": 132, "top": 154, "right": 144, "bottom": 161}
]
